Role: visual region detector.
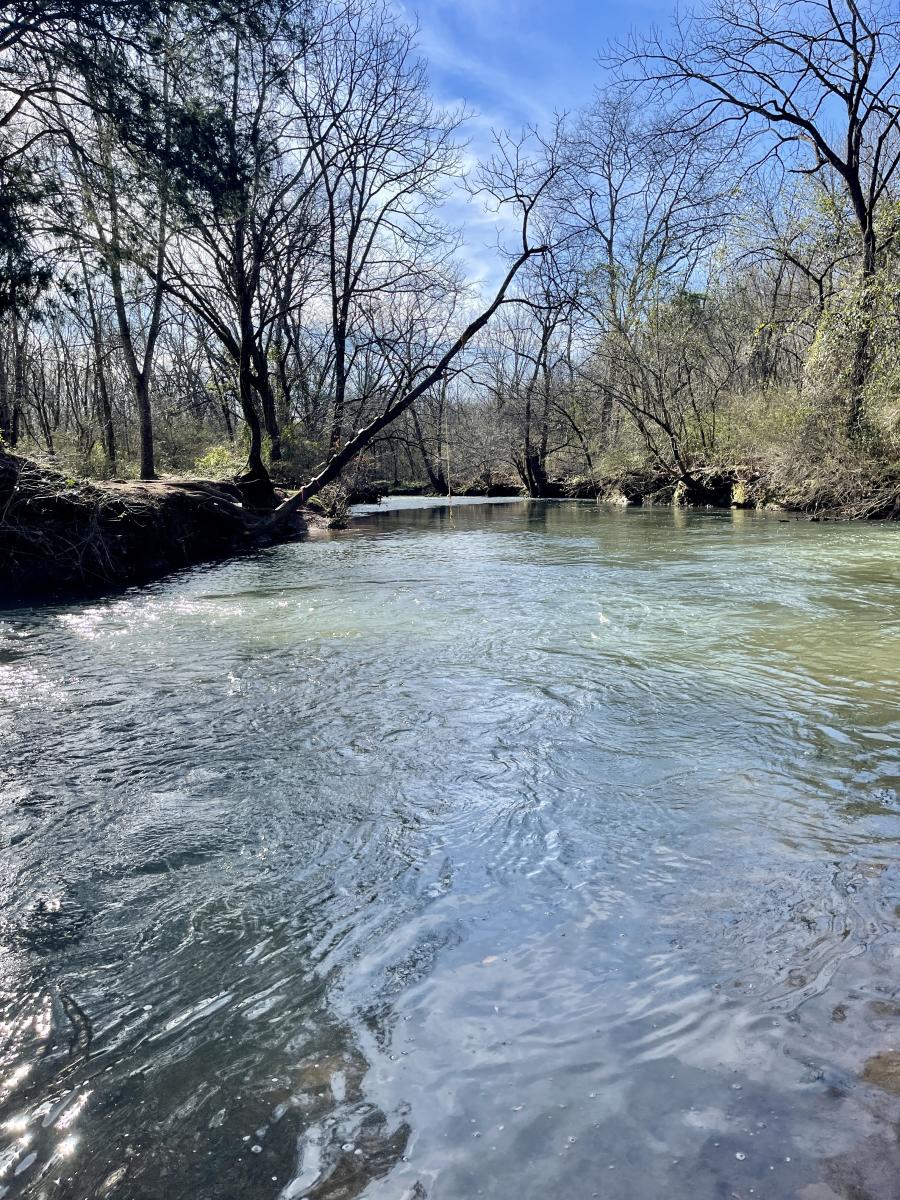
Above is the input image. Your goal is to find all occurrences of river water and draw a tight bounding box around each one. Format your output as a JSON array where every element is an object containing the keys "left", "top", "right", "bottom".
[{"left": 2, "top": 498, "right": 899, "bottom": 1200}]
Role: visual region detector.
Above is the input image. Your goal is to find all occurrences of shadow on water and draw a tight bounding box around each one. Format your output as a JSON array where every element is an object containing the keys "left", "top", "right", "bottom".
[{"left": 1, "top": 499, "right": 899, "bottom": 1199}]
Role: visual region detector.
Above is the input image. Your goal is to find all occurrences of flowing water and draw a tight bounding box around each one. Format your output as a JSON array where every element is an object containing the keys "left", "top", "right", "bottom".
[{"left": 2, "top": 499, "right": 900, "bottom": 1200}]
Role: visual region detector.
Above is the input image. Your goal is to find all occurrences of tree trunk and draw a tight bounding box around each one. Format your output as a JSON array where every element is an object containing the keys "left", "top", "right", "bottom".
[
  {"left": 251, "top": 331, "right": 282, "bottom": 463},
  {"left": 411, "top": 404, "right": 447, "bottom": 493},
  {"left": 847, "top": 230, "right": 877, "bottom": 437},
  {"left": 263, "top": 242, "right": 547, "bottom": 530},
  {"left": 221, "top": 399, "right": 234, "bottom": 441},
  {"left": 236, "top": 342, "right": 276, "bottom": 511},
  {"left": 96, "top": 370, "right": 116, "bottom": 470},
  {"left": 329, "top": 328, "right": 347, "bottom": 452},
  {"left": 232, "top": 214, "right": 275, "bottom": 509},
  {"left": 82, "top": 264, "right": 117, "bottom": 470},
  {"left": 135, "top": 375, "right": 154, "bottom": 480},
  {"left": 0, "top": 350, "right": 10, "bottom": 444},
  {"left": 5, "top": 319, "right": 26, "bottom": 450}
]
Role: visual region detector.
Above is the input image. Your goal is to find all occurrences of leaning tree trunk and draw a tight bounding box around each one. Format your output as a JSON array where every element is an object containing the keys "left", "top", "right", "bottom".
[{"left": 261, "top": 242, "right": 549, "bottom": 532}]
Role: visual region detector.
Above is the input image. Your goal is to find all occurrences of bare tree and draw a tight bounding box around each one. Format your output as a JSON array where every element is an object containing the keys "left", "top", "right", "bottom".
[
  {"left": 615, "top": 0, "right": 900, "bottom": 428},
  {"left": 556, "top": 92, "right": 733, "bottom": 478},
  {"left": 294, "top": 0, "right": 464, "bottom": 452},
  {"left": 264, "top": 126, "right": 562, "bottom": 524}
]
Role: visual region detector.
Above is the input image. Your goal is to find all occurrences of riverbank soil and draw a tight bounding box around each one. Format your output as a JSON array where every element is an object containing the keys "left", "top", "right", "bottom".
[{"left": 0, "top": 449, "right": 306, "bottom": 599}]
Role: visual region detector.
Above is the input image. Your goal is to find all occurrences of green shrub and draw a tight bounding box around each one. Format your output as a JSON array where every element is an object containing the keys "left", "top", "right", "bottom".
[
  {"left": 274, "top": 424, "right": 325, "bottom": 483},
  {"left": 194, "top": 443, "right": 245, "bottom": 479}
]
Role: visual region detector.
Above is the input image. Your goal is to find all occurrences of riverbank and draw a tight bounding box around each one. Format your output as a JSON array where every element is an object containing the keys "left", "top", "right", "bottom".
[
  {"left": 360, "top": 461, "right": 900, "bottom": 518},
  {"left": 5, "top": 449, "right": 898, "bottom": 602},
  {"left": 0, "top": 450, "right": 311, "bottom": 600}
]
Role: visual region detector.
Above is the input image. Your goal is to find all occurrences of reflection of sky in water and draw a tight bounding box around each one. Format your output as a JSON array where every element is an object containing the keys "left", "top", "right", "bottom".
[{"left": 0, "top": 501, "right": 898, "bottom": 1199}]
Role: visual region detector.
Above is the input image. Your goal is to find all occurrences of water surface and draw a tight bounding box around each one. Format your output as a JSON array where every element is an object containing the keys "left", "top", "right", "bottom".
[{"left": 2, "top": 500, "right": 899, "bottom": 1199}]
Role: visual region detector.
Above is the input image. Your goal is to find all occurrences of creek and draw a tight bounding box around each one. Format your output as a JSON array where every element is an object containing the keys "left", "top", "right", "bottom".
[{"left": 2, "top": 498, "right": 899, "bottom": 1199}]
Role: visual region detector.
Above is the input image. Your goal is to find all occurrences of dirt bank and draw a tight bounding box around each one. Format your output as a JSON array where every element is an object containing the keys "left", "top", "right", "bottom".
[
  {"left": 511, "top": 464, "right": 900, "bottom": 517},
  {"left": 0, "top": 450, "right": 309, "bottom": 601}
]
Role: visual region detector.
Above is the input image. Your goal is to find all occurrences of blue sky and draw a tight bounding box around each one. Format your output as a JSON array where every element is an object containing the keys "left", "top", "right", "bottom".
[
  {"left": 406, "top": 0, "right": 670, "bottom": 127},
  {"left": 398, "top": 0, "right": 674, "bottom": 285}
]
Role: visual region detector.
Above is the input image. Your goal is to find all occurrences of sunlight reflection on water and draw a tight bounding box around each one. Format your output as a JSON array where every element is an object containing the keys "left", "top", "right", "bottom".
[{"left": 1, "top": 500, "right": 899, "bottom": 1199}]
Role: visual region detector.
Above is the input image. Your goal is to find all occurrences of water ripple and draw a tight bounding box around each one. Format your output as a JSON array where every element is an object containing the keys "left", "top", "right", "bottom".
[{"left": 1, "top": 501, "right": 899, "bottom": 1199}]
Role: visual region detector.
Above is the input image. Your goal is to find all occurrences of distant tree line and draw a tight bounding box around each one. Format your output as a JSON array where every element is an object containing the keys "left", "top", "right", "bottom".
[{"left": 2, "top": 0, "right": 899, "bottom": 511}]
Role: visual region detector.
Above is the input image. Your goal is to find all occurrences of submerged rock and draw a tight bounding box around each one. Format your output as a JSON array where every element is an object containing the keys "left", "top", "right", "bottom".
[{"left": 861, "top": 1050, "right": 900, "bottom": 1095}]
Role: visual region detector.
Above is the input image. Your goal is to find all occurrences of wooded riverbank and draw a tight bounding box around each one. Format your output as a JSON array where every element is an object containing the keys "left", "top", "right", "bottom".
[
  {"left": 3, "top": 448, "right": 898, "bottom": 602},
  {"left": 4, "top": 0, "right": 900, "bottom": 605}
]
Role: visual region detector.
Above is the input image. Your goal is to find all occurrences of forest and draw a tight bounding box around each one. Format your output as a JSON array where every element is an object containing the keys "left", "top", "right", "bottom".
[{"left": 2, "top": 0, "right": 900, "bottom": 546}]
